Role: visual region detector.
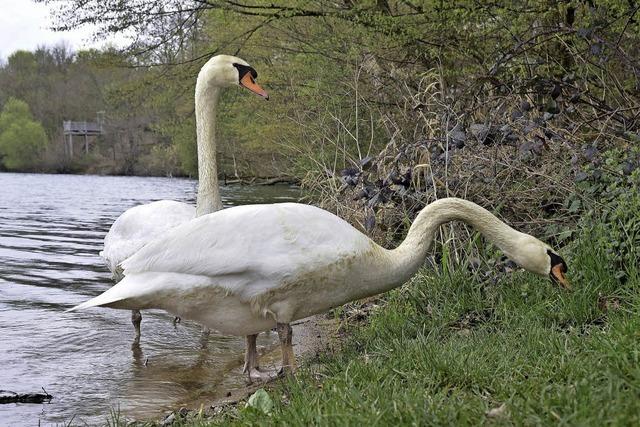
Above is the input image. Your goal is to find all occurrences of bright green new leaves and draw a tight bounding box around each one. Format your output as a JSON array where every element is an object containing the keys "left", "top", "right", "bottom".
[{"left": 0, "top": 98, "right": 48, "bottom": 170}]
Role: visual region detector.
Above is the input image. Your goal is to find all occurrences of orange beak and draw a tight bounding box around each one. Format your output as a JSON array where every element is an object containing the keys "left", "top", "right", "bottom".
[
  {"left": 551, "top": 264, "right": 571, "bottom": 290},
  {"left": 240, "top": 72, "right": 269, "bottom": 100}
]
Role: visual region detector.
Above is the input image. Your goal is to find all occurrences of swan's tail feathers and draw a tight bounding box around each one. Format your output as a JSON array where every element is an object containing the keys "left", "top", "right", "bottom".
[
  {"left": 66, "top": 272, "right": 201, "bottom": 313},
  {"left": 66, "top": 274, "right": 154, "bottom": 312},
  {"left": 66, "top": 287, "right": 132, "bottom": 312}
]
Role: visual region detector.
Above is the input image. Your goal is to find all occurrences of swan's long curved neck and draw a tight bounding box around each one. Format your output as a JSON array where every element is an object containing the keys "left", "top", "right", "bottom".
[
  {"left": 195, "top": 85, "right": 223, "bottom": 216},
  {"left": 371, "top": 198, "right": 528, "bottom": 294}
]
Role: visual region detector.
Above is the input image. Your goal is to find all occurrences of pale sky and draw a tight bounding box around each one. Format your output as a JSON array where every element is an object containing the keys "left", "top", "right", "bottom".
[{"left": 0, "top": 0, "right": 127, "bottom": 60}]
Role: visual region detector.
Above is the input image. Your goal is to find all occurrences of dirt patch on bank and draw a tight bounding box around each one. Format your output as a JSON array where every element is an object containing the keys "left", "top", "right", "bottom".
[{"left": 153, "top": 314, "right": 339, "bottom": 425}]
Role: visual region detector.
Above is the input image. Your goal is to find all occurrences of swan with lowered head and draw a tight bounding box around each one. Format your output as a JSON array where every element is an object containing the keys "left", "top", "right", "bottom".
[
  {"left": 73, "top": 198, "right": 570, "bottom": 377},
  {"left": 99, "top": 55, "right": 268, "bottom": 340}
]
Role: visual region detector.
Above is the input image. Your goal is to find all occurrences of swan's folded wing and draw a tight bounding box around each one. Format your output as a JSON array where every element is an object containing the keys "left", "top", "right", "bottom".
[
  {"left": 70, "top": 203, "right": 373, "bottom": 313},
  {"left": 120, "top": 203, "right": 372, "bottom": 297}
]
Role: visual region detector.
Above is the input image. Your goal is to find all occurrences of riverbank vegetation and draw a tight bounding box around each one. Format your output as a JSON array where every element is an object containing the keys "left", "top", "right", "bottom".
[
  {"left": 8, "top": 1, "right": 638, "bottom": 424},
  {"left": 1, "top": 1, "right": 636, "bottom": 237}
]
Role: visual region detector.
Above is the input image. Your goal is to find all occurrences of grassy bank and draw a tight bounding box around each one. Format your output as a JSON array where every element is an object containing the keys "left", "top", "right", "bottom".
[{"left": 147, "top": 225, "right": 639, "bottom": 427}]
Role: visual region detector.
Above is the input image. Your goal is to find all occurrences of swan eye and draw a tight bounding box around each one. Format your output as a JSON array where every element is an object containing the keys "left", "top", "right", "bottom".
[
  {"left": 232, "top": 63, "right": 258, "bottom": 83},
  {"left": 547, "top": 249, "right": 566, "bottom": 270}
]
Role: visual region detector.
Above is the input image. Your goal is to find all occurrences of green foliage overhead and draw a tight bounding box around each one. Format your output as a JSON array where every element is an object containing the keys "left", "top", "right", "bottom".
[
  {"left": 3, "top": 0, "right": 638, "bottom": 204},
  {"left": 159, "top": 116, "right": 198, "bottom": 177},
  {"left": 0, "top": 98, "right": 48, "bottom": 171}
]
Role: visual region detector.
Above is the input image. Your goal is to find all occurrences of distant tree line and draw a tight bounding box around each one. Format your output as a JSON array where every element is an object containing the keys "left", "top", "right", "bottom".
[
  {"left": 0, "top": 46, "right": 165, "bottom": 174},
  {"left": 0, "top": 43, "right": 288, "bottom": 176}
]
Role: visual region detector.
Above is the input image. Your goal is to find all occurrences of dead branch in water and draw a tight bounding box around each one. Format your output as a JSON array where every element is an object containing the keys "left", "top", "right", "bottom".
[{"left": 0, "top": 388, "right": 53, "bottom": 404}]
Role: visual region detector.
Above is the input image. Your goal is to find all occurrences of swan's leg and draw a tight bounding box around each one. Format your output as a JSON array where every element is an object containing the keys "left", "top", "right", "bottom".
[
  {"left": 201, "top": 325, "right": 211, "bottom": 345},
  {"left": 243, "top": 334, "right": 259, "bottom": 374},
  {"left": 131, "top": 310, "right": 142, "bottom": 342},
  {"left": 242, "top": 334, "right": 272, "bottom": 381},
  {"left": 277, "top": 322, "right": 296, "bottom": 375}
]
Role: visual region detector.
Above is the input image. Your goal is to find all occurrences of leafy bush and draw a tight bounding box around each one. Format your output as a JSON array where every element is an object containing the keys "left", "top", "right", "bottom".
[
  {"left": 575, "top": 147, "right": 640, "bottom": 280},
  {"left": 0, "top": 98, "right": 48, "bottom": 170}
]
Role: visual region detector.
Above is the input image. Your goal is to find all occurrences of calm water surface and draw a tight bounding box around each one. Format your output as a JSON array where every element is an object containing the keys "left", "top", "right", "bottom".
[{"left": 0, "top": 173, "right": 300, "bottom": 426}]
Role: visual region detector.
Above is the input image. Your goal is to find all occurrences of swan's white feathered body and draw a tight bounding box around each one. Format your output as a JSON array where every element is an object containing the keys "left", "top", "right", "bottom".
[
  {"left": 73, "top": 198, "right": 569, "bottom": 373},
  {"left": 101, "top": 200, "right": 195, "bottom": 277},
  {"left": 74, "top": 203, "right": 383, "bottom": 336}
]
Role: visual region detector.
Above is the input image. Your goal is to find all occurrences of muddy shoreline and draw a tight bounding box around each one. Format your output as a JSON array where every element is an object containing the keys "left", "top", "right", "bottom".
[{"left": 147, "top": 314, "right": 339, "bottom": 425}]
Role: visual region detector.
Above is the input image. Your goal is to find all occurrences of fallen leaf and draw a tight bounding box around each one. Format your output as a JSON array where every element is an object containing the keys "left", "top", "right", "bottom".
[
  {"left": 246, "top": 388, "right": 273, "bottom": 415},
  {"left": 486, "top": 403, "right": 507, "bottom": 418}
]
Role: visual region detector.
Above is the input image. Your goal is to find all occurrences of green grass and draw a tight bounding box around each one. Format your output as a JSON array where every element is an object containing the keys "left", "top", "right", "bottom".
[{"left": 123, "top": 228, "right": 640, "bottom": 426}]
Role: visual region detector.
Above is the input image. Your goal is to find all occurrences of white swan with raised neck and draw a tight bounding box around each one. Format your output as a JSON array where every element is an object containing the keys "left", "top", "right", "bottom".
[
  {"left": 194, "top": 55, "right": 268, "bottom": 215},
  {"left": 98, "top": 55, "right": 268, "bottom": 340}
]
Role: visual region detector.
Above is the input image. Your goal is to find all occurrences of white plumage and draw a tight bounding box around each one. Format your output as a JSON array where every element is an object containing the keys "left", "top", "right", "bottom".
[{"left": 77, "top": 203, "right": 372, "bottom": 336}]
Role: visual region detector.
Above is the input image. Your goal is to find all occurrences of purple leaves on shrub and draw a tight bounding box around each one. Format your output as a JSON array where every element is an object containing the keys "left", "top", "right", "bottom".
[
  {"left": 523, "top": 121, "right": 538, "bottom": 135},
  {"left": 469, "top": 123, "right": 496, "bottom": 145},
  {"left": 531, "top": 139, "right": 544, "bottom": 155},
  {"left": 577, "top": 28, "right": 593, "bottom": 38},
  {"left": 341, "top": 167, "right": 360, "bottom": 186},
  {"left": 360, "top": 156, "right": 374, "bottom": 170},
  {"left": 590, "top": 43, "right": 603, "bottom": 56},
  {"left": 353, "top": 189, "right": 366, "bottom": 201},
  {"left": 519, "top": 139, "right": 543, "bottom": 156},
  {"left": 575, "top": 171, "right": 588, "bottom": 182},
  {"left": 583, "top": 145, "right": 598, "bottom": 161},
  {"left": 364, "top": 210, "right": 376, "bottom": 232},
  {"left": 390, "top": 169, "right": 412, "bottom": 188},
  {"left": 622, "top": 161, "right": 637, "bottom": 176},
  {"left": 519, "top": 141, "right": 532, "bottom": 154},
  {"left": 449, "top": 128, "right": 466, "bottom": 148},
  {"left": 353, "top": 185, "right": 375, "bottom": 201},
  {"left": 386, "top": 170, "right": 412, "bottom": 188},
  {"left": 367, "top": 193, "right": 381, "bottom": 208}
]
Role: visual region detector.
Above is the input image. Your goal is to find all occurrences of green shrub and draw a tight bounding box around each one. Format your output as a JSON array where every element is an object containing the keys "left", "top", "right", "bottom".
[
  {"left": 0, "top": 98, "right": 48, "bottom": 171},
  {"left": 576, "top": 148, "right": 640, "bottom": 280}
]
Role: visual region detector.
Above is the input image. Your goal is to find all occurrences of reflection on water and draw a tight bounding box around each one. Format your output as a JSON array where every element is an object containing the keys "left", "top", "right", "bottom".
[{"left": 0, "top": 173, "right": 299, "bottom": 425}]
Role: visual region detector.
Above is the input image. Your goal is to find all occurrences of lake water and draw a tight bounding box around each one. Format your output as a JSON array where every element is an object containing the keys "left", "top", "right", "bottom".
[{"left": 0, "top": 173, "right": 300, "bottom": 426}]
